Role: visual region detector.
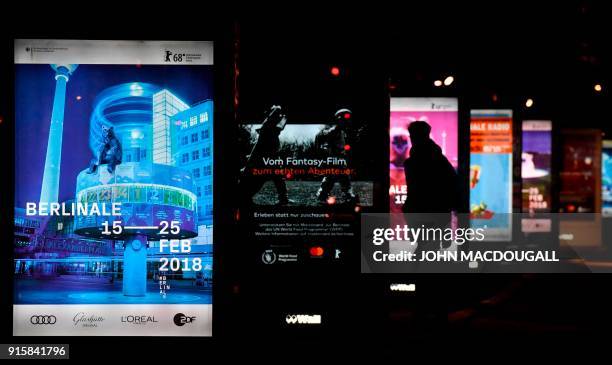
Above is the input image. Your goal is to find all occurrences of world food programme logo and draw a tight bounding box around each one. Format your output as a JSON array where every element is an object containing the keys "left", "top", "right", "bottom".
[
  {"left": 262, "top": 249, "right": 277, "bottom": 264},
  {"left": 285, "top": 314, "right": 322, "bottom": 325},
  {"left": 173, "top": 313, "right": 196, "bottom": 326}
]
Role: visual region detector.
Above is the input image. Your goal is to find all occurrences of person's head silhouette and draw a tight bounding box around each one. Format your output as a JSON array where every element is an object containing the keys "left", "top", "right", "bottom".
[{"left": 407, "top": 121, "right": 431, "bottom": 146}]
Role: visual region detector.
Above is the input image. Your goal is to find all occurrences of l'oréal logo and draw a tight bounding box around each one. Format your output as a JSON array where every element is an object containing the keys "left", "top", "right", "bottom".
[
  {"left": 121, "top": 315, "right": 158, "bottom": 325},
  {"left": 73, "top": 312, "right": 105, "bottom": 328}
]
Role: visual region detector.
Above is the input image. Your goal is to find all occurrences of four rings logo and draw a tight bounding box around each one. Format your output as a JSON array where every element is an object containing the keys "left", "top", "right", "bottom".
[
  {"left": 30, "top": 315, "right": 56, "bottom": 325},
  {"left": 285, "top": 314, "right": 322, "bottom": 325}
]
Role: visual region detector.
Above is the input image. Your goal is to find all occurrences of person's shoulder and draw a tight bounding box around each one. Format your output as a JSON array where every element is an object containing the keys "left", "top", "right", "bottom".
[{"left": 403, "top": 156, "right": 416, "bottom": 172}]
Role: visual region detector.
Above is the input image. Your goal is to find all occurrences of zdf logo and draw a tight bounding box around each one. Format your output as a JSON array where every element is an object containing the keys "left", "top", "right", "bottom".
[
  {"left": 30, "top": 315, "right": 57, "bottom": 325},
  {"left": 173, "top": 313, "right": 196, "bottom": 326}
]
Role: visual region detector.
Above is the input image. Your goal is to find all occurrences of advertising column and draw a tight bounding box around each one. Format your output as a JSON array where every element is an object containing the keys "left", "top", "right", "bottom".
[
  {"left": 389, "top": 98, "right": 459, "bottom": 212},
  {"left": 521, "top": 120, "right": 553, "bottom": 233},
  {"left": 469, "top": 110, "right": 513, "bottom": 241},
  {"left": 559, "top": 129, "right": 602, "bottom": 248},
  {"left": 603, "top": 140, "right": 612, "bottom": 217}
]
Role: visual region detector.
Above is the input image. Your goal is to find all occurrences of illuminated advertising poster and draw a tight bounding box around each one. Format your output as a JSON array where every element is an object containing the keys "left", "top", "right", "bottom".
[
  {"left": 559, "top": 129, "right": 602, "bottom": 247},
  {"left": 522, "top": 121, "right": 552, "bottom": 212},
  {"left": 602, "top": 140, "right": 612, "bottom": 217},
  {"left": 469, "top": 110, "right": 512, "bottom": 241},
  {"left": 13, "top": 40, "right": 213, "bottom": 336},
  {"left": 559, "top": 130, "right": 601, "bottom": 213},
  {"left": 521, "top": 121, "right": 552, "bottom": 232},
  {"left": 237, "top": 106, "right": 375, "bottom": 264},
  {"left": 389, "top": 98, "right": 458, "bottom": 212}
]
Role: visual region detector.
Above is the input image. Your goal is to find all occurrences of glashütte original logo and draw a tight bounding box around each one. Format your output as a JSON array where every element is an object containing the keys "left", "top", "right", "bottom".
[
  {"left": 121, "top": 315, "right": 158, "bottom": 325},
  {"left": 285, "top": 314, "right": 322, "bottom": 325},
  {"left": 173, "top": 313, "right": 196, "bottom": 326},
  {"left": 73, "top": 312, "right": 105, "bottom": 328},
  {"left": 30, "top": 315, "right": 56, "bottom": 325}
]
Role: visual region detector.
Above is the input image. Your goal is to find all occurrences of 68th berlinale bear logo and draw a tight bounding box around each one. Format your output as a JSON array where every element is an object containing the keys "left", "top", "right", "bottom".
[{"left": 165, "top": 50, "right": 184, "bottom": 63}]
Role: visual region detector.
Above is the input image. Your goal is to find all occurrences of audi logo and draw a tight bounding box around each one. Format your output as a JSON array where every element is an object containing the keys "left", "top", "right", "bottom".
[{"left": 30, "top": 315, "right": 57, "bottom": 325}]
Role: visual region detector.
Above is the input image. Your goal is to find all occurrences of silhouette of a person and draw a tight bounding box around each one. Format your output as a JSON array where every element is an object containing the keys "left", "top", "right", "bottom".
[
  {"left": 403, "top": 121, "right": 459, "bottom": 213},
  {"left": 402, "top": 121, "right": 461, "bottom": 329},
  {"left": 402, "top": 120, "right": 460, "bottom": 268}
]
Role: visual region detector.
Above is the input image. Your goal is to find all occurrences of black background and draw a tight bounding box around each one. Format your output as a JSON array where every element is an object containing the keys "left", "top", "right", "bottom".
[{"left": 2, "top": 1, "right": 612, "bottom": 358}]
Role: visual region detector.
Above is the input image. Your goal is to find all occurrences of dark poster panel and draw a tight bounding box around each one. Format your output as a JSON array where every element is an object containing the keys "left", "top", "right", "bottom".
[
  {"left": 559, "top": 129, "right": 602, "bottom": 248},
  {"left": 559, "top": 129, "right": 601, "bottom": 214},
  {"left": 232, "top": 30, "right": 388, "bottom": 335}
]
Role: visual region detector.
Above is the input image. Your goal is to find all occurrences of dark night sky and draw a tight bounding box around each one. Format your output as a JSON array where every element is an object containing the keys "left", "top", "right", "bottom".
[{"left": 15, "top": 64, "right": 213, "bottom": 208}]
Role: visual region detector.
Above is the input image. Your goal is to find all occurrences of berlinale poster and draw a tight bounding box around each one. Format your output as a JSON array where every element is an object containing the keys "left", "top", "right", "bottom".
[
  {"left": 389, "top": 97, "right": 459, "bottom": 213},
  {"left": 13, "top": 40, "right": 213, "bottom": 336},
  {"left": 469, "top": 110, "right": 513, "bottom": 241}
]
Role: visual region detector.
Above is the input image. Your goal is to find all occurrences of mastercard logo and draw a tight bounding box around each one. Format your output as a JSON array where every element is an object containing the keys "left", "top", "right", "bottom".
[{"left": 309, "top": 246, "right": 324, "bottom": 257}]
